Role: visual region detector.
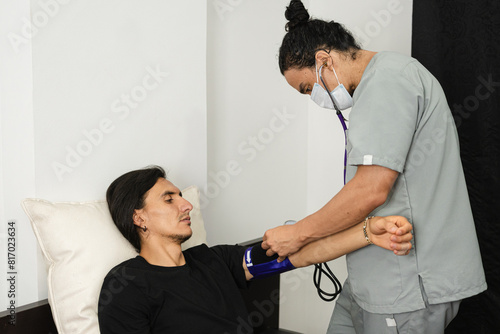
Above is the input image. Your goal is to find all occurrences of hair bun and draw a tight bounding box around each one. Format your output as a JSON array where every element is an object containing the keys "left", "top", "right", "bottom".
[{"left": 285, "top": 0, "right": 310, "bottom": 31}]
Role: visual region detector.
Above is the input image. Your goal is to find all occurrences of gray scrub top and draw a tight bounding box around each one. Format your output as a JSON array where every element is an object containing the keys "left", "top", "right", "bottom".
[{"left": 345, "top": 52, "right": 487, "bottom": 314}]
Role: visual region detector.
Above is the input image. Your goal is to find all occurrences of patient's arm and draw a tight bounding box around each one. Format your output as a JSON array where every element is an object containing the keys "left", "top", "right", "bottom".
[
  {"left": 289, "top": 215, "right": 412, "bottom": 268},
  {"left": 98, "top": 273, "right": 150, "bottom": 334},
  {"left": 243, "top": 215, "right": 412, "bottom": 279}
]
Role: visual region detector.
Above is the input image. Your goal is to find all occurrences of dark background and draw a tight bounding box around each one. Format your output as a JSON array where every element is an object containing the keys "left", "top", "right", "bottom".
[{"left": 412, "top": 1, "right": 500, "bottom": 333}]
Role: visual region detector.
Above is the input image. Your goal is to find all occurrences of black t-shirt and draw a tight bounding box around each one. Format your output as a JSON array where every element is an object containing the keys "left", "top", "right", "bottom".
[{"left": 98, "top": 244, "right": 250, "bottom": 334}]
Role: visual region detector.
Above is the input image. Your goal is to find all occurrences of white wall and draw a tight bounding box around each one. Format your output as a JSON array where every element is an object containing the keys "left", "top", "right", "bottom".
[
  {"left": 30, "top": 0, "right": 207, "bottom": 200},
  {"left": 0, "top": 0, "right": 38, "bottom": 309},
  {"left": 1, "top": 0, "right": 207, "bottom": 309},
  {"left": 1, "top": 0, "right": 412, "bottom": 332},
  {"left": 205, "top": 0, "right": 308, "bottom": 245}
]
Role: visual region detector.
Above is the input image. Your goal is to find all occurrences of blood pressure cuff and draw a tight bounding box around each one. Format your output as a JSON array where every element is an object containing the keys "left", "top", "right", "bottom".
[{"left": 245, "top": 244, "right": 295, "bottom": 280}]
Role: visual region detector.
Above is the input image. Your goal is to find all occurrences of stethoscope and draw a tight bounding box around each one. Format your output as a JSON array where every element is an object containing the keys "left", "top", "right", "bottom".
[
  {"left": 318, "top": 63, "right": 349, "bottom": 185},
  {"left": 306, "top": 64, "right": 349, "bottom": 302}
]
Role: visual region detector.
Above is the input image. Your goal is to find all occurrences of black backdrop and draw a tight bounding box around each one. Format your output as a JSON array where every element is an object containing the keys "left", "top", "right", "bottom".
[{"left": 411, "top": 1, "right": 500, "bottom": 333}]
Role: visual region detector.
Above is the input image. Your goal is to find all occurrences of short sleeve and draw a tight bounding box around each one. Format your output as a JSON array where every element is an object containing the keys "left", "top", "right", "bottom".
[
  {"left": 348, "top": 67, "right": 423, "bottom": 172},
  {"left": 209, "top": 245, "right": 248, "bottom": 289},
  {"left": 98, "top": 269, "right": 150, "bottom": 334}
]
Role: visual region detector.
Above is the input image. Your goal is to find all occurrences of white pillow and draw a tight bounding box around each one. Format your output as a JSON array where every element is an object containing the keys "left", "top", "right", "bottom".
[{"left": 21, "top": 185, "right": 206, "bottom": 334}]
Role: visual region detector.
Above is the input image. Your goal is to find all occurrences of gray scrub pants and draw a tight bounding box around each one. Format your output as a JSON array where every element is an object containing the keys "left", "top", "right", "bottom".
[{"left": 327, "top": 280, "right": 461, "bottom": 334}]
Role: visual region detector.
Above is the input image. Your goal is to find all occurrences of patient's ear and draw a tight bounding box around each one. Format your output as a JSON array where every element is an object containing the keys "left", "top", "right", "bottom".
[{"left": 133, "top": 210, "right": 144, "bottom": 227}]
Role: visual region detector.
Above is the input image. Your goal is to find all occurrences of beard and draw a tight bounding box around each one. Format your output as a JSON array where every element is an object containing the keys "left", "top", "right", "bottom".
[{"left": 166, "top": 232, "right": 192, "bottom": 245}]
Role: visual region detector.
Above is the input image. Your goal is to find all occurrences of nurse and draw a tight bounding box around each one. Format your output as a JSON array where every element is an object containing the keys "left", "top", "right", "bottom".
[{"left": 262, "top": 1, "right": 487, "bottom": 333}]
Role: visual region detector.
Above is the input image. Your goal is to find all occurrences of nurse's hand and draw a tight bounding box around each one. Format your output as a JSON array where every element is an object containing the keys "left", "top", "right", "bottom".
[
  {"left": 368, "top": 216, "right": 413, "bottom": 255},
  {"left": 261, "top": 225, "right": 302, "bottom": 263}
]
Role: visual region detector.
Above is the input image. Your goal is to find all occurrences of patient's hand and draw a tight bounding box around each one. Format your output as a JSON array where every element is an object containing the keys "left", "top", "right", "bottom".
[{"left": 368, "top": 216, "right": 413, "bottom": 255}]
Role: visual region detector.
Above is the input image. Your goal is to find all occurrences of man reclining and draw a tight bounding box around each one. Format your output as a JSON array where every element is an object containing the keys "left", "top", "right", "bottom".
[{"left": 98, "top": 165, "right": 412, "bottom": 333}]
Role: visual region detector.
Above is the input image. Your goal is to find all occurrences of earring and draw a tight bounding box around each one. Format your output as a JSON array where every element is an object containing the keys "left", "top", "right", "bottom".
[{"left": 142, "top": 225, "right": 147, "bottom": 232}]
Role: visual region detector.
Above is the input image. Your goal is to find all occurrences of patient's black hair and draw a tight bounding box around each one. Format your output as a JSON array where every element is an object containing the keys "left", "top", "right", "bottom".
[{"left": 106, "top": 165, "right": 166, "bottom": 252}]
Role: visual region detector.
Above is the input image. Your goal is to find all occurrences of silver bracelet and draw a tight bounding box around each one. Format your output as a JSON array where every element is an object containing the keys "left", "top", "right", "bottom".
[{"left": 363, "top": 216, "right": 374, "bottom": 245}]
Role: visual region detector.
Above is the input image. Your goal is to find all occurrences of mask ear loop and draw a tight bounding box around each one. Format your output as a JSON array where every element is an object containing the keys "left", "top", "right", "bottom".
[
  {"left": 315, "top": 62, "right": 320, "bottom": 83},
  {"left": 318, "top": 64, "right": 340, "bottom": 114},
  {"left": 331, "top": 66, "right": 341, "bottom": 86}
]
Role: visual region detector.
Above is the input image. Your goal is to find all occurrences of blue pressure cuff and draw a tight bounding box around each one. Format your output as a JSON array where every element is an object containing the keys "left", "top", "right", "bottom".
[{"left": 245, "top": 245, "right": 295, "bottom": 280}]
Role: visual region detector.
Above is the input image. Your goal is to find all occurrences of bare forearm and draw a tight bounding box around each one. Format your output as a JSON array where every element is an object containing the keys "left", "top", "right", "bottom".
[
  {"left": 294, "top": 183, "right": 379, "bottom": 245},
  {"left": 289, "top": 215, "right": 414, "bottom": 267},
  {"left": 294, "top": 166, "right": 398, "bottom": 246},
  {"left": 289, "top": 221, "right": 367, "bottom": 268},
  {"left": 261, "top": 166, "right": 398, "bottom": 260}
]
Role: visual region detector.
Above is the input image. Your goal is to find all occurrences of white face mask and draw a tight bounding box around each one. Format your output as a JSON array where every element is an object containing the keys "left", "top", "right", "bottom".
[{"left": 310, "top": 63, "right": 353, "bottom": 111}]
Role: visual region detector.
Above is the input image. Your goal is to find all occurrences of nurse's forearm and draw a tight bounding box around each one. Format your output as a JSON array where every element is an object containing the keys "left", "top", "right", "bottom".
[
  {"left": 295, "top": 165, "right": 398, "bottom": 245},
  {"left": 289, "top": 220, "right": 367, "bottom": 268}
]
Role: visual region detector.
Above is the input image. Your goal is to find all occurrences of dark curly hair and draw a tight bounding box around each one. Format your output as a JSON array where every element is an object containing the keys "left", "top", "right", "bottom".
[
  {"left": 106, "top": 165, "right": 166, "bottom": 252},
  {"left": 278, "top": 0, "right": 361, "bottom": 74}
]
